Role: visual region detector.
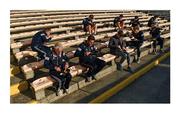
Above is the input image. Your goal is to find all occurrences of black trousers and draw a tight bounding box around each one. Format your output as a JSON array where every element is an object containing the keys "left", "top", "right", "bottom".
[
  {"left": 127, "top": 40, "right": 143, "bottom": 58},
  {"left": 31, "top": 45, "right": 51, "bottom": 59},
  {"left": 50, "top": 71, "right": 72, "bottom": 90},
  {"left": 153, "top": 37, "right": 164, "bottom": 49},
  {"left": 80, "top": 57, "right": 106, "bottom": 77}
]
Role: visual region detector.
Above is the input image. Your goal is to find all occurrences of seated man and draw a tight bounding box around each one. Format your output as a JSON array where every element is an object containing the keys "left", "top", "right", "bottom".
[
  {"left": 75, "top": 35, "right": 106, "bottom": 82},
  {"left": 109, "top": 30, "right": 132, "bottom": 72},
  {"left": 31, "top": 28, "right": 52, "bottom": 60},
  {"left": 148, "top": 15, "right": 158, "bottom": 28},
  {"left": 82, "top": 14, "right": 97, "bottom": 35},
  {"left": 127, "top": 26, "right": 144, "bottom": 64},
  {"left": 129, "top": 16, "right": 141, "bottom": 31},
  {"left": 44, "top": 42, "right": 72, "bottom": 96},
  {"left": 114, "top": 14, "right": 125, "bottom": 30},
  {"left": 150, "top": 24, "right": 164, "bottom": 53}
]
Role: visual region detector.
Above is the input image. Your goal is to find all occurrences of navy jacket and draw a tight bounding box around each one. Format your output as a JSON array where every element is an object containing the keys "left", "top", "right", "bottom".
[
  {"left": 109, "top": 34, "right": 126, "bottom": 54},
  {"left": 31, "top": 30, "right": 52, "bottom": 48},
  {"left": 129, "top": 18, "right": 141, "bottom": 27},
  {"left": 82, "top": 17, "right": 93, "bottom": 26},
  {"left": 132, "top": 31, "right": 144, "bottom": 43},
  {"left": 75, "top": 41, "right": 98, "bottom": 62},
  {"left": 148, "top": 17, "right": 157, "bottom": 27},
  {"left": 114, "top": 16, "right": 123, "bottom": 26},
  {"left": 44, "top": 50, "right": 69, "bottom": 73},
  {"left": 150, "top": 27, "right": 161, "bottom": 38}
]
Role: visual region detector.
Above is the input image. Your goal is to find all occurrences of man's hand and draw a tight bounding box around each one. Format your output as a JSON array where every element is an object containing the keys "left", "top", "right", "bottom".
[
  {"left": 118, "top": 46, "right": 123, "bottom": 51},
  {"left": 122, "top": 47, "right": 127, "bottom": 52},
  {"left": 85, "top": 51, "right": 91, "bottom": 56},
  {"left": 55, "top": 66, "right": 61, "bottom": 72},
  {"left": 65, "top": 62, "right": 69, "bottom": 70}
]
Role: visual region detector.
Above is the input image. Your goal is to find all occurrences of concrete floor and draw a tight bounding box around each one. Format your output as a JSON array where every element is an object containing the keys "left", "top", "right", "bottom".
[{"left": 105, "top": 57, "right": 170, "bottom": 103}]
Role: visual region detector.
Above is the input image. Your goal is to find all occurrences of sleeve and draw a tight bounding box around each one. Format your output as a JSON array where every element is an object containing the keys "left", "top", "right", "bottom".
[
  {"left": 123, "top": 40, "right": 127, "bottom": 47},
  {"left": 74, "top": 44, "right": 84, "bottom": 57},
  {"left": 41, "top": 33, "right": 51, "bottom": 42},
  {"left": 109, "top": 37, "right": 117, "bottom": 48},
  {"left": 63, "top": 53, "right": 69, "bottom": 62},
  {"left": 140, "top": 31, "right": 144, "bottom": 41},
  {"left": 129, "top": 19, "right": 133, "bottom": 25},
  {"left": 44, "top": 56, "right": 55, "bottom": 70},
  {"left": 149, "top": 29, "right": 152, "bottom": 35},
  {"left": 91, "top": 45, "right": 99, "bottom": 56}
]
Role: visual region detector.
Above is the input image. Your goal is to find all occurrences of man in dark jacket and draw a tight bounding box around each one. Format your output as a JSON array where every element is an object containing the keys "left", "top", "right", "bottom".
[
  {"left": 127, "top": 26, "right": 144, "bottom": 64},
  {"left": 109, "top": 30, "right": 132, "bottom": 72},
  {"left": 129, "top": 16, "right": 141, "bottom": 31},
  {"left": 150, "top": 25, "right": 164, "bottom": 53},
  {"left": 148, "top": 15, "right": 158, "bottom": 27},
  {"left": 44, "top": 42, "right": 72, "bottom": 96},
  {"left": 31, "top": 28, "right": 52, "bottom": 60},
  {"left": 75, "top": 35, "right": 106, "bottom": 82},
  {"left": 82, "top": 14, "right": 97, "bottom": 35},
  {"left": 114, "top": 14, "right": 125, "bottom": 30}
]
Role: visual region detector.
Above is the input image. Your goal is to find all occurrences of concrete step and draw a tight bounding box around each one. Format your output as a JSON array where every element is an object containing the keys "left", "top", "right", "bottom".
[
  {"left": 10, "top": 39, "right": 170, "bottom": 103},
  {"left": 10, "top": 13, "right": 146, "bottom": 28},
  {"left": 11, "top": 11, "right": 138, "bottom": 21},
  {"left": 10, "top": 15, "right": 149, "bottom": 34},
  {"left": 10, "top": 21, "right": 170, "bottom": 53}
]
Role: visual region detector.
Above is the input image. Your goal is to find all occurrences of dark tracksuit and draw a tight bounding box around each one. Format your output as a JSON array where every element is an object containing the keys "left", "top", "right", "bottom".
[
  {"left": 150, "top": 27, "right": 164, "bottom": 49},
  {"left": 75, "top": 41, "right": 106, "bottom": 77},
  {"left": 31, "top": 30, "right": 52, "bottom": 59},
  {"left": 129, "top": 18, "right": 141, "bottom": 27},
  {"left": 44, "top": 51, "right": 72, "bottom": 90},
  {"left": 127, "top": 31, "right": 144, "bottom": 58},
  {"left": 82, "top": 17, "right": 94, "bottom": 32},
  {"left": 109, "top": 34, "right": 130, "bottom": 67},
  {"left": 148, "top": 17, "right": 157, "bottom": 27}
]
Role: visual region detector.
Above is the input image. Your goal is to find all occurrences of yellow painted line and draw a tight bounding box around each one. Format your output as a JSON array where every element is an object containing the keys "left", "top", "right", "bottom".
[
  {"left": 10, "top": 81, "right": 29, "bottom": 96},
  {"left": 90, "top": 52, "right": 170, "bottom": 103},
  {"left": 10, "top": 65, "right": 20, "bottom": 76},
  {"left": 27, "top": 100, "right": 38, "bottom": 104}
]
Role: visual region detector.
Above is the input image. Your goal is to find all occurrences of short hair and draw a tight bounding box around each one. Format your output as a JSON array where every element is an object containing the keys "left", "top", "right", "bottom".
[
  {"left": 54, "top": 42, "right": 63, "bottom": 48},
  {"left": 119, "top": 14, "right": 123, "bottom": 17},
  {"left": 87, "top": 35, "right": 95, "bottom": 41},
  {"left": 89, "top": 14, "right": 94, "bottom": 18},
  {"left": 134, "top": 26, "right": 140, "bottom": 30},
  {"left": 117, "top": 29, "right": 124, "bottom": 35},
  {"left": 43, "top": 28, "right": 51, "bottom": 32},
  {"left": 135, "top": 16, "right": 139, "bottom": 19},
  {"left": 154, "top": 15, "right": 158, "bottom": 18}
]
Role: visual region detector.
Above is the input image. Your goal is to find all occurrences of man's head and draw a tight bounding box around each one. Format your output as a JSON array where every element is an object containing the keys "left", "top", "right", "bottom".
[
  {"left": 54, "top": 42, "right": 63, "bottom": 55},
  {"left": 135, "top": 16, "right": 139, "bottom": 20},
  {"left": 133, "top": 26, "right": 140, "bottom": 33},
  {"left": 119, "top": 14, "right": 124, "bottom": 18},
  {"left": 87, "top": 35, "right": 95, "bottom": 46},
  {"left": 44, "top": 28, "right": 51, "bottom": 36},
  {"left": 89, "top": 14, "right": 94, "bottom": 20},
  {"left": 154, "top": 15, "right": 158, "bottom": 19},
  {"left": 117, "top": 29, "right": 124, "bottom": 37}
]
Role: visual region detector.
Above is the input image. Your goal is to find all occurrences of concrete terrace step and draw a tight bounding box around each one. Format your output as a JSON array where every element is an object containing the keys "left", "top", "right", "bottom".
[
  {"left": 10, "top": 18, "right": 167, "bottom": 40},
  {"left": 10, "top": 20, "right": 169, "bottom": 52},
  {"left": 10, "top": 13, "right": 146, "bottom": 27},
  {"left": 10, "top": 10, "right": 135, "bottom": 15},
  {"left": 10, "top": 15, "right": 149, "bottom": 34},
  {"left": 11, "top": 10, "right": 137, "bottom": 19},
  {"left": 10, "top": 39, "right": 170, "bottom": 103},
  {"left": 13, "top": 28, "right": 170, "bottom": 64},
  {"left": 20, "top": 32, "right": 170, "bottom": 80}
]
